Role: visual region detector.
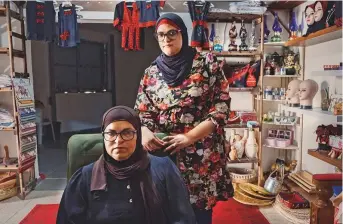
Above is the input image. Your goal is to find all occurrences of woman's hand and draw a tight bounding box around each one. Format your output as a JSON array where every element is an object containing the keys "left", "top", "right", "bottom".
[
  {"left": 163, "top": 134, "right": 195, "bottom": 155},
  {"left": 141, "top": 127, "right": 165, "bottom": 151}
]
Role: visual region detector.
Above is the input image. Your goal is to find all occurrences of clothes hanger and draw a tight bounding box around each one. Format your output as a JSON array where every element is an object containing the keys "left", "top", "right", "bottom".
[{"left": 183, "top": 1, "right": 214, "bottom": 8}]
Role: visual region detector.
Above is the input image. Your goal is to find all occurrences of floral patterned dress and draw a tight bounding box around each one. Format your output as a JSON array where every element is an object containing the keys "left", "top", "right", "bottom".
[{"left": 134, "top": 52, "right": 234, "bottom": 210}]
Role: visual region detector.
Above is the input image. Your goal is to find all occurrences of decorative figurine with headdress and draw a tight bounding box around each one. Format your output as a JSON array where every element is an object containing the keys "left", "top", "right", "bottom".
[
  {"left": 304, "top": 3, "right": 316, "bottom": 36},
  {"left": 271, "top": 12, "right": 282, "bottom": 42}
]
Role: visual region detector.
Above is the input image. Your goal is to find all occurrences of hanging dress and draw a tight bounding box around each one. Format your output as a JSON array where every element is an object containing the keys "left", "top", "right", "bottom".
[
  {"left": 113, "top": 1, "right": 143, "bottom": 51},
  {"left": 137, "top": 1, "right": 165, "bottom": 28},
  {"left": 187, "top": 1, "right": 211, "bottom": 49},
  {"left": 26, "top": 1, "right": 56, "bottom": 42},
  {"left": 58, "top": 4, "right": 80, "bottom": 48}
]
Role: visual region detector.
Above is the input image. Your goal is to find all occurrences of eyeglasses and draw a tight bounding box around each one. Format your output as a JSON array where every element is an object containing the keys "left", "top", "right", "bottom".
[
  {"left": 154, "top": 29, "right": 181, "bottom": 42},
  {"left": 103, "top": 129, "right": 137, "bottom": 142}
]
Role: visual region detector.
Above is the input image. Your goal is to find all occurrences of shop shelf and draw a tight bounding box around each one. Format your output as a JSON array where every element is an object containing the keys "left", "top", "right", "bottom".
[
  {"left": 263, "top": 144, "right": 298, "bottom": 150},
  {"left": 312, "top": 70, "right": 342, "bottom": 77},
  {"left": 308, "top": 149, "right": 342, "bottom": 170},
  {"left": 285, "top": 25, "right": 342, "bottom": 47}
]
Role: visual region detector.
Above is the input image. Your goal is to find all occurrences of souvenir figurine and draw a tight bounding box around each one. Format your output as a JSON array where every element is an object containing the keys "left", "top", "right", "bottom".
[
  {"left": 263, "top": 15, "right": 270, "bottom": 43},
  {"left": 271, "top": 12, "right": 282, "bottom": 42},
  {"left": 304, "top": 4, "right": 316, "bottom": 36},
  {"left": 213, "top": 21, "right": 223, "bottom": 52},
  {"left": 209, "top": 23, "right": 216, "bottom": 51},
  {"left": 271, "top": 52, "right": 282, "bottom": 76},
  {"left": 289, "top": 11, "right": 298, "bottom": 40},
  {"left": 249, "top": 20, "right": 257, "bottom": 51},
  {"left": 264, "top": 55, "right": 273, "bottom": 76},
  {"left": 228, "top": 21, "right": 238, "bottom": 51},
  {"left": 239, "top": 20, "right": 248, "bottom": 51},
  {"left": 299, "top": 79, "right": 319, "bottom": 110},
  {"left": 283, "top": 50, "right": 298, "bottom": 75}
]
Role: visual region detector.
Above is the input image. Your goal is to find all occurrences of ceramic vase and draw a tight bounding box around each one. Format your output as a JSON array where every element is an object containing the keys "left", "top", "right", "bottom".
[{"left": 245, "top": 129, "right": 258, "bottom": 158}]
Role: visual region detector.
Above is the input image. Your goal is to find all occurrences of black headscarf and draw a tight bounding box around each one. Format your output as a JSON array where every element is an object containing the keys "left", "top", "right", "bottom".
[
  {"left": 101, "top": 106, "right": 166, "bottom": 224},
  {"left": 153, "top": 13, "right": 196, "bottom": 87}
]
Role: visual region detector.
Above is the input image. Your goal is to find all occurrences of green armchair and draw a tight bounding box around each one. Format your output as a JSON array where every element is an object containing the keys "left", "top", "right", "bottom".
[
  {"left": 67, "top": 133, "right": 103, "bottom": 180},
  {"left": 67, "top": 132, "right": 176, "bottom": 181}
]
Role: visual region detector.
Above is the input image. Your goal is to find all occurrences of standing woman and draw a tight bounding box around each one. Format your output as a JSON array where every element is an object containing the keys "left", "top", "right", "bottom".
[{"left": 135, "top": 13, "right": 233, "bottom": 223}]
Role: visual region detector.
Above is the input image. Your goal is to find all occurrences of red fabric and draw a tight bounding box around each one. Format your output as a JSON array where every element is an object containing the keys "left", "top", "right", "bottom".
[
  {"left": 313, "top": 173, "right": 343, "bottom": 181},
  {"left": 156, "top": 18, "right": 179, "bottom": 30},
  {"left": 19, "top": 204, "right": 59, "bottom": 224},
  {"left": 19, "top": 200, "right": 271, "bottom": 223},
  {"left": 212, "top": 199, "right": 270, "bottom": 224}
]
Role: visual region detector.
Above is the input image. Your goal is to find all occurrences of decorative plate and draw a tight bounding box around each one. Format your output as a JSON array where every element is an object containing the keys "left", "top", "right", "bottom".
[
  {"left": 239, "top": 183, "right": 276, "bottom": 197},
  {"left": 233, "top": 188, "right": 274, "bottom": 206}
]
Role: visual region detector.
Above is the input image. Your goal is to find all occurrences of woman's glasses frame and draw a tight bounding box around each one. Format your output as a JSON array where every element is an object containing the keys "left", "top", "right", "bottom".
[
  {"left": 103, "top": 129, "right": 137, "bottom": 142},
  {"left": 154, "top": 29, "right": 181, "bottom": 42}
]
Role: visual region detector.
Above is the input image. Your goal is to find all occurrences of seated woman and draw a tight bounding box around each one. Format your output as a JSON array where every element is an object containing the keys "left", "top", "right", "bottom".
[{"left": 57, "top": 106, "right": 196, "bottom": 224}]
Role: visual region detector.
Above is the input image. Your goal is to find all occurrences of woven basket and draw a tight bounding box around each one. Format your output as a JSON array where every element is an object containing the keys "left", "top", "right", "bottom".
[
  {"left": 0, "top": 179, "right": 17, "bottom": 201},
  {"left": 228, "top": 168, "right": 257, "bottom": 184}
]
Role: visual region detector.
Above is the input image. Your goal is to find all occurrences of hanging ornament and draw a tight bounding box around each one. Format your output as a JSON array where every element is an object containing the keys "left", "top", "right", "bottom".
[
  {"left": 239, "top": 20, "right": 248, "bottom": 51},
  {"left": 289, "top": 11, "right": 298, "bottom": 40},
  {"left": 228, "top": 20, "right": 238, "bottom": 51},
  {"left": 249, "top": 20, "right": 257, "bottom": 51},
  {"left": 271, "top": 12, "right": 282, "bottom": 42}
]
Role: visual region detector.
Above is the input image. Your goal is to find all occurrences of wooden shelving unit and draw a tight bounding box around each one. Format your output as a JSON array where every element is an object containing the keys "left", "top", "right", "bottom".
[
  {"left": 285, "top": 25, "right": 343, "bottom": 47},
  {"left": 229, "top": 87, "right": 254, "bottom": 92},
  {"left": 263, "top": 75, "right": 300, "bottom": 78},
  {"left": 227, "top": 157, "right": 259, "bottom": 164},
  {"left": 308, "top": 149, "right": 342, "bottom": 170},
  {"left": 264, "top": 144, "right": 299, "bottom": 150},
  {"left": 0, "top": 1, "right": 37, "bottom": 200}
]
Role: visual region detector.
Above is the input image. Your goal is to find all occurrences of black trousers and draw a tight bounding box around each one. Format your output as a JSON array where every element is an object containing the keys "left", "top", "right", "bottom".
[{"left": 193, "top": 206, "right": 212, "bottom": 224}]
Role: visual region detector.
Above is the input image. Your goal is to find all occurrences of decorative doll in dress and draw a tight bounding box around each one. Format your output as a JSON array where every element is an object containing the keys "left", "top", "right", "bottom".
[
  {"left": 271, "top": 12, "right": 282, "bottom": 42},
  {"left": 228, "top": 21, "right": 238, "bottom": 51},
  {"left": 239, "top": 20, "right": 248, "bottom": 51}
]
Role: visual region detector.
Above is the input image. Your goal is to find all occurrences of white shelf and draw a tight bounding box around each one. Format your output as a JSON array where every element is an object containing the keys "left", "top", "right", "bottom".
[
  {"left": 256, "top": 98, "right": 284, "bottom": 102},
  {"left": 262, "top": 122, "right": 295, "bottom": 126},
  {"left": 280, "top": 104, "right": 342, "bottom": 120},
  {"left": 263, "top": 144, "right": 299, "bottom": 150},
  {"left": 263, "top": 75, "right": 300, "bottom": 78},
  {"left": 312, "top": 70, "right": 342, "bottom": 77},
  {"left": 264, "top": 42, "right": 285, "bottom": 46}
]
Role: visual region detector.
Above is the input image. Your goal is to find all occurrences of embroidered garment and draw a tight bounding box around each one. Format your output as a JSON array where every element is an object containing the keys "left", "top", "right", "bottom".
[
  {"left": 58, "top": 4, "right": 80, "bottom": 48},
  {"left": 187, "top": 1, "right": 211, "bottom": 48},
  {"left": 137, "top": 1, "right": 165, "bottom": 28},
  {"left": 113, "top": 1, "right": 143, "bottom": 51},
  {"left": 135, "top": 52, "right": 234, "bottom": 210},
  {"left": 26, "top": 1, "right": 56, "bottom": 42}
]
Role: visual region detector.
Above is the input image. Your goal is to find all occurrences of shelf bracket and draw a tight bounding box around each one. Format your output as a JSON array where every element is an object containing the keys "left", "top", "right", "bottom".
[{"left": 267, "top": 9, "right": 291, "bottom": 36}]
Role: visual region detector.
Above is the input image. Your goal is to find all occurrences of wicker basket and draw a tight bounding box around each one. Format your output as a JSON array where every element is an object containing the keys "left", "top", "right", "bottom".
[
  {"left": 228, "top": 168, "right": 257, "bottom": 184},
  {"left": 0, "top": 178, "right": 17, "bottom": 201}
]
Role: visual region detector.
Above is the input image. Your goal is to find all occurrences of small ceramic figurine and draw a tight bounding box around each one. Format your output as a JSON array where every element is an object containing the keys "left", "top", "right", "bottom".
[
  {"left": 283, "top": 50, "right": 297, "bottom": 75},
  {"left": 249, "top": 20, "right": 257, "bottom": 51},
  {"left": 304, "top": 3, "right": 316, "bottom": 36},
  {"left": 239, "top": 20, "right": 248, "bottom": 51},
  {"left": 286, "top": 79, "right": 302, "bottom": 107},
  {"left": 229, "top": 146, "right": 238, "bottom": 161},
  {"left": 271, "top": 12, "right": 282, "bottom": 42},
  {"left": 213, "top": 20, "right": 223, "bottom": 52},
  {"left": 228, "top": 21, "right": 238, "bottom": 51},
  {"left": 263, "top": 15, "right": 270, "bottom": 43},
  {"left": 299, "top": 79, "right": 319, "bottom": 109},
  {"left": 289, "top": 11, "right": 298, "bottom": 40},
  {"left": 233, "top": 134, "right": 245, "bottom": 159}
]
